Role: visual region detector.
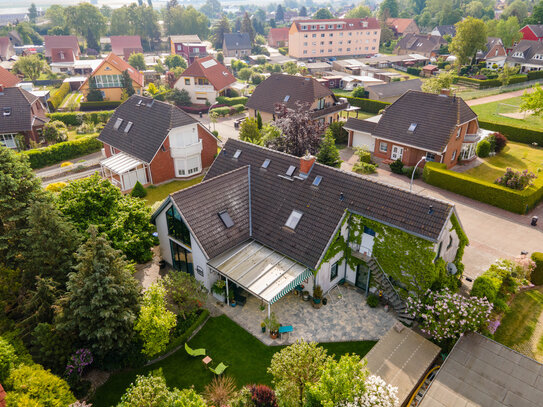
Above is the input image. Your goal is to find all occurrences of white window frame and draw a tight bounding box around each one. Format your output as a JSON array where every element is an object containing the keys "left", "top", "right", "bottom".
[
  {"left": 451, "top": 150, "right": 457, "bottom": 161},
  {"left": 0, "top": 133, "right": 17, "bottom": 149},
  {"left": 379, "top": 142, "right": 388, "bottom": 153},
  {"left": 175, "top": 155, "right": 201, "bottom": 177}
]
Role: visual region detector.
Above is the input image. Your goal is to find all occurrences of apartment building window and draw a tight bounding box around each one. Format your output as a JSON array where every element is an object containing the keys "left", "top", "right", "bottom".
[
  {"left": 373, "top": 39, "right": 376, "bottom": 42},
  {"left": 304, "top": 34, "right": 308, "bottom": 38},
  {"left": 339, "top": 32, "right": 343, "bottom": 36},
  {"left": 304, "top": 42, "right": 308, "bottom": 46},
  {"left": 372, "top": 47, "right": 376, "bottom": 50},
  {"left": 320, "top": 41, "right": 324, "bottom": 45},
  {"left": 329, "top": 33, "right": 333, "bottom": 37},
  {"left": 347, "top": 48, "right": 351, "bottom": 51},
  {"left": 303, "top": 50, "right": 308, "bottom": 54},
  {"left": 312, "top": 42, "right": 316, "bottom": 45},
  {"left": 312, "top": 25, "right": 317, "bottom": 29},
  {"left": 321, "top": 33, "right": 325, "bottom": 37},
  {"left": 374, "top": 31, "right": 378, "bottom": 34},
  {"left": 312, "top": 50, "right": 316, "bottom": 54},
  {"left": 366, "top": 39, "right": 369, "bottom": 43},
  {"left": 339, "top": 41, "right": 343, "bottom": 44},
  {"left": 329, "top": 41, "right": 333, "bottom": 44},
  {"left": 320, "top": 49, "right": 324, "bottom": 53},
  {"left": 320, "top": 25, "right": 325, "bottom": 29},
  {"left": 366, "top": 31, "right": 370, "bottom": 35},
  {"left": 348, "top": 40, "right": 351, "bottom": 44},
  {"left": 328, "top": 24, "right": 334, "bottom": 29},
  {"left": 328, "top": 49, "right": 332, "bottom": 53},
  {"left": 302, "top": 25, "right": 307, "bottom": 30},
  {"left": 365, "top": 47, "right": 368, "bottom": 50},
  {"left": 338, "top": 24, "right": 343, "bottom": 29},
  {"left": 312, "top": 33, "right": 316, "bottom": 38},
  {"left": 338, "top": 48, "right": 342, "bottom": 52},
  {"left": 349, "top": 32, "right": 352, "bottom": 36}
]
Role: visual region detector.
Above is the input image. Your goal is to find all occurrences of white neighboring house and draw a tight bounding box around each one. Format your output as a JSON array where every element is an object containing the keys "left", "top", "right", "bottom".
[{"left": 173, "top": 55, "right": 237, "bottom": 104}]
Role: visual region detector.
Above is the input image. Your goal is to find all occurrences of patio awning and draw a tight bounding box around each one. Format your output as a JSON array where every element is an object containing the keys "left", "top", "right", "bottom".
[
  {"left": 208, "top": 240, "right": 312, "bottom": 305},
  {"left": 101, "top": 152, "right": 145, "bottom": 175}
]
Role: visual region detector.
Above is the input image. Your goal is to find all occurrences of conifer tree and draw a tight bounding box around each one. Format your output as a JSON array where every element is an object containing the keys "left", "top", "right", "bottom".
[{"left": 317, "top": 129, "right": 342, "bottom": 168}]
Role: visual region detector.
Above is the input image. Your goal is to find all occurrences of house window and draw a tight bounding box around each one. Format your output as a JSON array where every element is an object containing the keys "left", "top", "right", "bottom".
[
  {"left": 170, "top": 240, "right": 193, "bottom": 274},
  {"left": 379, "top": 142, "right": 388, "bottom": 153},
  {"left": 0, "top": 133, "right": 16, "bottom": 149},
  {"left": 330, "top": 261, "right": 339, "bottom": 281},
  {"left": 109, "top": 145, "right": 116, "bottom": 155},
  {"left": 196, "top": 266, "right": 204, "bottom": 276},
  {"left": 185, "top": 78, "right": 190, "bottom": 85},
  {"left": 435, "top": 241, "right": 442, "bottom": 262},
  {"left": 175, "top": 155, "right": 201, "bottom": 177},
  {"left": 451, "top": 150, "right": 457, "bottom": 161},
  {"left": 312, "top": 34, "right": 316, "bottom": 38},
  {"left": 166, "top": 205, "right": 191, "bottom": 246},
  {"left": 426, "top": 152, "right": 436, "bottom": 161},
  {"left": 456, "top": 127, "right": 462, "bottom": 139},
  {"left": 303, "top": 50, "right": 308, "bottom": 54},
  {"left": 93, "top": 74, "right": 123, "bottom": 88},
  {"left": 304, "top": 34, "right": 308, "bottom": 38},
  {"left": 177, "top": 45, "right": 182, "bottom": 51},
  {"left": 321, "top": 33, "right": 325, "bottom": 37}
]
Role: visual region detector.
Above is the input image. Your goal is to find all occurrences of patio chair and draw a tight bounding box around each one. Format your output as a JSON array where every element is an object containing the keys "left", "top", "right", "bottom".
[
  {"left": 185, "top": 343, "right": 206, "bottom": 357},
  {"left": 278, "top": 325, "right": 293, "bottom": 340},
  {"left": 209, "top": 362, "right": 228, "bottom": 375}
]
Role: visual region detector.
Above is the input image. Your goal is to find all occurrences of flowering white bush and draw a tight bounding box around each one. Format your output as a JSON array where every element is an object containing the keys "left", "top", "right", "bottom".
[
  {"left": 407, "top": 288, "right": 493, "bottom": 342},
  {"left": 341, "top": 375, "right": 399, "bottom": 407}
]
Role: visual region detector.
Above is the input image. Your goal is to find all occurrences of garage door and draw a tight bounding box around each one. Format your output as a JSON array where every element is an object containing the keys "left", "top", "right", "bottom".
[{"left": 352, "top": 131, "right": 375, "bottom": 152}]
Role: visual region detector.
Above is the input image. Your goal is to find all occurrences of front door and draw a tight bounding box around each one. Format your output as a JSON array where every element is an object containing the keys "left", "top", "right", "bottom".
[
  {"left": 391, "top": 145, "right": 404, "bottom": 161},
  {"left": 170, "top": 240, "right": 194, "bottom": 275},
  {"left": 355, "top": 263, "right": 370, "bottom": 294}
]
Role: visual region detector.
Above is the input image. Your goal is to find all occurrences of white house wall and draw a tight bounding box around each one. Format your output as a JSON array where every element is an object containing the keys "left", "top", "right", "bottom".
[
  {"left": 316, "top": 219, "right": 351, "bottom": 294},
  {"left": 189, "top": 233, "right": 211, "bottom": 289},
  {"left": 435, "top": 218, "right": 460, "bottom": 264},
  {"left": 155, "top": 204, "right": 173, "bottom": 265}
]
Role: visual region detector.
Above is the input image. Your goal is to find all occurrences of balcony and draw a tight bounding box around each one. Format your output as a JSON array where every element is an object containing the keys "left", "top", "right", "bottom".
[
  {"left": 310, "top": 102, "right": 348, "bottom": 119},
  {"left": 193, "top": 84, "right": 214, "bottom": 92},
  {"left": 170, "top": 140, "right": 202, "bottom": 158},
  {"left": 463, "top": 133, "right": 481, "bottom": 143}
]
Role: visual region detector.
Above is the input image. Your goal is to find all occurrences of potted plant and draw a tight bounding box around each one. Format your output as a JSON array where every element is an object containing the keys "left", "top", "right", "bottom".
[
  {"left": 261, "top": 322, "right": 266, "bottom": 333},
  {"left": 312, "top": 285, "right": 323, "bottom": 309},
  {"left": 264, "top": 313, "right": 280, "bottom": 339},
  {"left": 229, "top": 290, "right": 236, "bottom": 307},
  {"left": 302, "top": 290, "right": 310, "bottom": 301},
  {"left": 211, "top": 280, "right": 226, "bottom": 303},
  {"left": 322, "top": 297, "right": 328, "bottom": 306},
  {"left": 260, "top": 303, "right": 265, "bottom": 311}
]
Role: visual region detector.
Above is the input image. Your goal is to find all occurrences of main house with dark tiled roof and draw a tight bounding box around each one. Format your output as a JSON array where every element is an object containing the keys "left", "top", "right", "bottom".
[
  {"left": 222, "top": 32, "right": 252, "bottom": 58},
  {"left": 506, "top": 40, "right": 543, "bottom": 73},
  {"left": 98, "top": 95, "right": 218, "bottom": 192},
  {"left": 395, "top": 33, "right": 447, "bottom": 58},
  {"left": 152, "top": 138, "right": 466, "bottom": 323},
  {"left": 246, "top": 74, "right": 347, "bottom": 124}
]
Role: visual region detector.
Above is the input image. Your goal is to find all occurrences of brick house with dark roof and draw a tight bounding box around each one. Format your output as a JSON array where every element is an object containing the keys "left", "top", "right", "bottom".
[
  {"left": 0, "top": 86, "right": 49, "bottom": 149},
  {"left": 169, "top": 35, "right": 207, "bottom": 64},
  {"left": 371, "top": 90, "right": 479, "bottom": 168},
  {"left": 268, "top": 27, "right": 290, "bottom": 47},
  {"left": 386, "top": 18, "right": 420, "bottom": 37},
  {"left": 223, "top": 32, "right": 252, "bottom": 58},
  {"left": 110, "top": 36, "right": 143, "bottom": 60},
  {"left": 395, "top": 33, "right": 447, "bottom": 58},
  {"left": 246, "top": 74, "right": 347, "bottom": 124},
  {"left": 98, "top": 95, "right": 218, "bottom": 192},
  {"left": 43, "top": 35, "right": 80, "bottom": 63},
  {"left": 152, "top": 138, "right": 465, "bottom": 323}
]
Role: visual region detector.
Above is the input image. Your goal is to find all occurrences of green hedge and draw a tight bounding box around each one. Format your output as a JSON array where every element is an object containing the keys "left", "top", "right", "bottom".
[
  {"left": 216, "top": 96, "right": 248, "bottom": 106},
  {"left": 456, "top": 74, "right": 528, "bottom": 89},
  {"left": 47, "top": 82, "right": 70, "bottom": 111},
  {"left": 158, "top": 309, "right": 209, "bottom": 358},
  {"left": 527, "top": 71, "right": 543, "bottom": 80},
  {"left": 340, "top": 96, "right": 390, "bottom": 114},
  {"left": 423, "top": 162, "right": 543, "bottom": 214},
  {"left": 80, "top": 101, "right": 122, "bottom": 111},
  {"left": 22, "top": 135, "right": 103, "bottom": 169},
  {"left": 478, "top": 120, "right": 543, "bottom": 145},
  {"left": 531, "top": 252, "right": 543, "bottom": 285},
  {"left": 406, "top": 67, "right": 421, "bottom": 76},
  {"left": 47, "top": 111, "right": 114, "bottom": 126}
]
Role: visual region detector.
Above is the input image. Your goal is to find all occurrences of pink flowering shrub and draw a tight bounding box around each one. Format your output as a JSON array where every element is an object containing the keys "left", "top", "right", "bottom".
[
  {"left": 495, "top": 168, "right": 536, "bottom": 190},
  {"left": 407, "top": 288, "right": 493, "bottom": 342}
]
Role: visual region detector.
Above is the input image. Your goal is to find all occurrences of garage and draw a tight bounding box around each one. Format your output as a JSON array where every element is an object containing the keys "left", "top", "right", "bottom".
[
  {"left": 352, "top": 131, "right": 375, "bottom": 151},
  {"left": 344, "top": 117, "right": 378, "bottom": 152}
]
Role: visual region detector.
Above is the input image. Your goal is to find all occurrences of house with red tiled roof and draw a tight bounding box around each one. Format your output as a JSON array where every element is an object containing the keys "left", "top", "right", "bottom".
[
  {"left": 79, "top": 53, "right": 144, "bottom": 102},
  {"left": 268, "top": 27, "right": 290, "bottom": 48},
  {"left": 43, "top": 35, "right": 80, "bottom": 63},
  {"left": 173, "top": 56, "right": 236, "bottom": 104},
  {"left": 0, "top": 37, "right": 15, "bottom": 61},
  {"left": 386, "top": 18, "right": 420, "bottom": 37},
  {"left": 0, "top": 383, "right": 6, "bottom": 407},
  {"left": 110, "top": 35, "right": 143, "bottom": 61},
  {"left": 0, "top": 65, "right": 20, "bottom": 87}
]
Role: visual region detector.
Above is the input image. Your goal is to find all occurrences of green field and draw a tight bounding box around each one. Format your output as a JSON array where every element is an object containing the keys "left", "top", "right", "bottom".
[
  {"left": 91, "top": 316, "right": 375, "bottom": 407},
  {"left": 471, "top": 96, "right": 543, "bottom": 132}
]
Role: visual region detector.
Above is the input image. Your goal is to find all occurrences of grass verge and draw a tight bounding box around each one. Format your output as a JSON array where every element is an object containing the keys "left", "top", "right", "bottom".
[
  {"left": 144, "top": 176, "right": 204, "bottom": 206},
  {"left": 471, "top": 96, "right": 543, "bottom": 132}
]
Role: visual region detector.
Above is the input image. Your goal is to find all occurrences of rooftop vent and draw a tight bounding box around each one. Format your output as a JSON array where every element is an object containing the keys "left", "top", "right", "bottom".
[
  {"left": 113, "top": 118, "right": 123, "bottom": 130},
  {"left": 124, "top": 121, "right": 133, "bottom": 133},
  {"left": 3, "top": 107, "right": 11, "bottom": 116},
  {"left": 233, "top": 149, "right": 242, "bottom": 159},
  {"left": 312, "top": 175, "right": 322, "bottom": 187},
  {"left": 428, "top": 205, "right": 434, "bottom": 214},
  {"left": 147, "top": 99, "right": 155, "bottom": 108},
  {"left": 286, "top": 165, "right": 296, "bottom": 177},
  {"left": 408, "top": 123, "right": 417, "bottom": 133},
  {"left": 262, "top": 158, "right": 271, "bottom": 168},
  {"left": 285, "top": 209, "right": 303, "bottom": 230},
  {"left": 218, "top": 210, "right": 234, "bottom": 228},
  {"left": 339, "top": 192, "right": 344, "bottom": 201}
]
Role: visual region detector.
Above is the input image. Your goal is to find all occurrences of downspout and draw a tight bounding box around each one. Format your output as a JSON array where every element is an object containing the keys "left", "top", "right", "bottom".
[
  {"left": 343, "top": 212, "right": 352, "bottom": 282},
  {"left": 248, "top": 165, "right": 252, "bottom": 237}
]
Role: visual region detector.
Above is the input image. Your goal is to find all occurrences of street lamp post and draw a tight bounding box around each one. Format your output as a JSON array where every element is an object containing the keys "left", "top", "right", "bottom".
[
  {"left": 410, "top": 156, "right": 426, "bottom": 193},
  {"left": 207, "top": 101, "right": 219, "bottom": 131}
]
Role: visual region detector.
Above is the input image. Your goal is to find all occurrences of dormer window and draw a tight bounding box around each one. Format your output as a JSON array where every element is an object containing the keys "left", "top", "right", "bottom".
[
  {"left": 3, "top": 107, "right": 11, "bottom": 116},
  {"left": 113, "top": 118, "right": 123, "bottom": 130},
  {"left": 283, "top": 95, "right": 290, "bottom": 102},
  {"left": 285, "top": 210, "right": 303, "bottom": 230}
]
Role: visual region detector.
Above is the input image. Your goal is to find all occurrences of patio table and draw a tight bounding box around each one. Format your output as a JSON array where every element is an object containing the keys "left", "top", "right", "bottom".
[{"left": 202, "top": 356, "right": 212, "bottom": 367}]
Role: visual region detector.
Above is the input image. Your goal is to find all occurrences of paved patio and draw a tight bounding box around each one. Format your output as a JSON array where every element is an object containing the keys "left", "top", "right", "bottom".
[{"left": 207, "top": 284, "right": 397, "bottom": 345}]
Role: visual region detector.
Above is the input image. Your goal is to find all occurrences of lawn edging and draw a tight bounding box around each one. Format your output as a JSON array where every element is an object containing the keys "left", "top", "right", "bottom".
[
  {"left": 423, "top": 162, "right": 543, "bottom": 214},
  {"left": 479, "top": 120, "right": 543, "bottom": 145},
  {"left": 146, "top": 309, "right": 210, "bottom": 365}
]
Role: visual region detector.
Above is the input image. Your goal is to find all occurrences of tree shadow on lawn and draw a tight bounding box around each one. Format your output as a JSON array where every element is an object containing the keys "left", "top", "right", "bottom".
[{"left": 91, "top": 315, "right": 375, "bottom": 407}]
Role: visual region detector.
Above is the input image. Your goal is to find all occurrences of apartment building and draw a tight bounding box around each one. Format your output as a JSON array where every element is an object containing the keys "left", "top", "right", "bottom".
[{"left": 288, "top": 18, "right": 381, "bottom": 59}]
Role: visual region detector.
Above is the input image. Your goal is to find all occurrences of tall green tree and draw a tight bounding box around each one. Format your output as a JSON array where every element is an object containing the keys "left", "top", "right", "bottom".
[
  {"left": 45, "top": 4, "right": 66, "bottom": 27},
  {"left": 31, "top": 322, "right": 73, "bottom": 375},
  {"left": 18, "top": 277, "right": 60, "bottom": 335},
  {"left": 501, "top": 0, "right": 528, "bottom": 22},
  {"left": 316, "top": 129, "right": 342, "bottom": 168},
  {"left": 299, "top": 6, "right": 307, "bottom": 17},
  {"left": 449, "top": 17, "right": 487, "bottom": 67},
  {"left": 28, "top": 3, "right": 38, "bottom": 23},
  {"left": 163, "top": 5, "right": 210, "bottom": 38},
  {"left": 276, "top": 5, "right": 285, "bottom": 21},
  {"left": 313, "top": 8, "right": 334, "bottom": 19},
  {"left": 128, "top": 53, "right": 147, "bottom": 71},
  {"left": 525, "top": 1, "right": 543, "bottom": 25},
  {"left": 241, "top": 12, "right": 256, "bottom": 44},
  {"left": 379, "top": 0, "right": 399, "bottom": 18},
  {"left": 346, "top": 4, "right": 371, "bottom": 18},
  {"left": 122, "top": 70, "right": 136, "bottom": 98},
  {"left": 239, "top": 117, "right": 261, "bottom": 142},
  {"left": 87, "top": 78, "right": 104, "bottom": 102},
  {"left": 411, "top": 0, "right": 427, "bottom": 14},
  {"left": 13, "top": 55, "right": 47, "bottom": 81},
  {"left": 65, "top": 3, "right": 106, "bottom": 51},
  {"left": 200, "top": 0, "right": 222, "bottom": 19},
  {"left": 57, "top": 227, "right": 140, "bottom": 362},
  {"left": 496, "top": 16, "right": 522, "bottom": 48}
]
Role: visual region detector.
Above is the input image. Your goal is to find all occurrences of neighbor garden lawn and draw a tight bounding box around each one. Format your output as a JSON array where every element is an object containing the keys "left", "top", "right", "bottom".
[
  {"left": 340, "top": 110, "right": 375, "bottom": 120},
  {"left": 494, "top": 287, "right": 543, "bottom": 350},
  {"left": 91, "top": 315, "right": 376, "bottom": 407},
  {"left": 144, "top": 176, "right": 204, "bottom": 206},
  {"left": 471, "top": 95, "right": 543, "bottom": 132},
  {"left": 463, "top": 141, "right": 543, "bottom": 188}
]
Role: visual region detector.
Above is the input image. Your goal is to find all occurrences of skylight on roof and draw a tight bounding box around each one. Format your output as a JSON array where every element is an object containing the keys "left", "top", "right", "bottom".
[
  {"left": 233, "top": 149, "right": 242, "bottom": 159},
  {"left": 114, "top": 118, "right": 123, "bottom": 130},
  {"left": 124, "top": 121, "right": 133, "bottom": 133},
  {"left": 218, "top": 210, "right": 234, "bottom": 228},
  {"left": 284, "top": 95, "right": 290, "bottom": 102},
  {"left": 408, "top": 123, "right": 417, "bottom": 132},
  {"left": 286, "top": 165, "right": 296, "bottom": 177},
  {"left": 262, "top": 158, "right": 271, "bottom": 168},
  {"left": 285, "top": 210, "right": 303, "bottom": 230},
  {"left": 202, "top": 59, "right": 217, "bottom": 68},
  {"left": 312, "top": 175, "right": 322, "bottom": 187}
]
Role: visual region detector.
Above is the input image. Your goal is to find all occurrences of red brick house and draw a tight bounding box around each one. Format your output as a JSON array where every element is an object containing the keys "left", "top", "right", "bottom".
[
  {"left": 98, "top": 95, "right": 218, "bottom": 192},
  {"left": 268, "top": 28, "right": 289, "bottom": 47},
  {"left": 350, "top": 90, "right": 479, "bottom": 169},
  {"left": 43, "top": 35, "right": 80, "bottom": 62},
  {"left": 170, "top": 35, "right": 207, "bottom": 64},
  {"left": 110, "top": 35, "right": 143, "bottom": 60},
  {"left": 520, "top": 25, "right": 543, "bottom": 42},
  {"left": 386, "top": 18, "right": 420, "bottom": 37}
]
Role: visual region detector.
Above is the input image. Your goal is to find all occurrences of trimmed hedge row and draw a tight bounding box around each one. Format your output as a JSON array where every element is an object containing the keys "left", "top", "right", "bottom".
[
  {"left": 527, "top": 70, "right": 543, "bottom": 80},
  {"left": 456, "top": 74, "right": 529, "bottom": 89},
  {"left": 22, "top": 135, "right": 103, "bottom": 169},
  {"left": 47, "top": 111, "right": 114, "bottom": 126},
  {"left": 47, "top": 82, "right": 70, "bottom": 111},
  {"left": 478, "top": 120, "right": 543, "bottom": 145},
  {"left": 340, "top": 96, "right": 390, "bottom": 114},
  {"left": 406, "top": 67, "right": 421, "bottom": 76},
  {"left": 211, "top": 104, "right": 245, "bottom": 117},
  {"left": 532, "top": 252, "right": 543, "bottom": 285},
  {"left": 79, "top": 101, "right": 122, "bottom": 111},
  {"left": 157, "top": 309, "right": 209, "bottom": 358},
  {"left": 216, "top": 96, "right": 248, "bottom": 106},
  {"left": 423, "top": 162, "right": 543, "bottom": 214}
]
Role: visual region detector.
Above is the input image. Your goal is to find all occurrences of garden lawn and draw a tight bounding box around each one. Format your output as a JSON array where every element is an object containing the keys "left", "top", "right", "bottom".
[
  {"left": 471, "top": 95, "right": 543, "bottom": 132},
  {"left": 91, "top": 315, "right": 376, "bottom": 407},
  {"left": 340, "top": 110, "right": 375, "bottom": 120},
  {"left": 144, "top": 176, "right": 204, "bottom": 206},
  {"left": 463, "top": 142, "right": 543, "bottom": 188},
  {"left": 494, "top": 287, "right": 543, "bottom": 349}
]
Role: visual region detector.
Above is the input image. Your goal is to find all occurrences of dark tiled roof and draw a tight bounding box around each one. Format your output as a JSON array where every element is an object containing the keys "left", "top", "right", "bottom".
[
  {"left": 506, "top": 40, "right": 543, "bottom": 67},
  {"left": 343, "top": 117, "right": 377, "bottom": 133},
  {"left": 223, "top": 33, "right": 252, "bottom": 50},
  {"left": 179, "top": 56, "right": 236, "bottom": 91},
  {"left": 372, "top": 90, "right": 477, "bottom": 153},
  {"left": 199, "top": 139, "right": 453, "bottom": 269},
  {"left": 433, "top": 25, "right": 456, "bottom": 37},
  {"left": 396, "top": 34, "right": 446, "bottom": 54},
  {"left": 525, "top": 24, "right": 543, "bottom": 38},
  {"left": 98, "top": 95, "right": 197, "bottom": 163},
  {"left": 0, "top": 87, "right": 47, "bottom": 133},
  {"left": 366, "top": 78, "right": 422, "bottom": 98},
  {"left": 247, "top": 74, "right": 334, "bottom": 114},
  {"left": 171, "top": 167, "right": 251, "bottom": 259}
]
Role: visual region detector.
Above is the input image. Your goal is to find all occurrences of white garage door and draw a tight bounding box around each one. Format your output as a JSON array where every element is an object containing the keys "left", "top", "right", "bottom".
[{"left": 352, "top": 131, "right": 375, "bottom": 152}]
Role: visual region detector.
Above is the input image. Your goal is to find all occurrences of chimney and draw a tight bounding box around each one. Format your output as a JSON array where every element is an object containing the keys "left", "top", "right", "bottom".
[
  {"left": 440, "top": 88, "right": 450, "bottom": 97},
  {"left": 299, "top": 153, "right": 316, "bottom": 176}
]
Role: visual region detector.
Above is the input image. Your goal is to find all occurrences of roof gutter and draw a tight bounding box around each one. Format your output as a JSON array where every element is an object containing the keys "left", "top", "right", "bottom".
[{"left": 248, "top": 165, "right": 253, "bottom": 237}]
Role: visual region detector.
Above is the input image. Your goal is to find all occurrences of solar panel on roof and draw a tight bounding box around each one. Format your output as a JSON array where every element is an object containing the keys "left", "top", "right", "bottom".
[
  {"left": 218, "top": 210, "right": 234, "bottom": 228},
  {"left": 262, "top": 158, "right": 271, "bottom": 168},
  {"left": 286, "top": 165, "right": 296, "bottom": 176},
  {"left": 312, "top": 175, "right": 322, "bottom": 186},
  {"left": 202, "top": 59, "right": 217, "bottom": 68}
]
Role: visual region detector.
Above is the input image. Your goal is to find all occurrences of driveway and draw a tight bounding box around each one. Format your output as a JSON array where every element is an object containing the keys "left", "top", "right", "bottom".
[
  {"left": 340, "top": 147, "right": 543, "bottom": 285},
  {"left": 188, "top": 112, "right": 244, "bottom": 145}
]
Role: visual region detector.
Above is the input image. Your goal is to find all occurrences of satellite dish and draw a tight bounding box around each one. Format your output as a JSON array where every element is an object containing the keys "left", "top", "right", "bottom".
[{"left": 446, "top": 262, "right": 458, "bottom": 275}]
